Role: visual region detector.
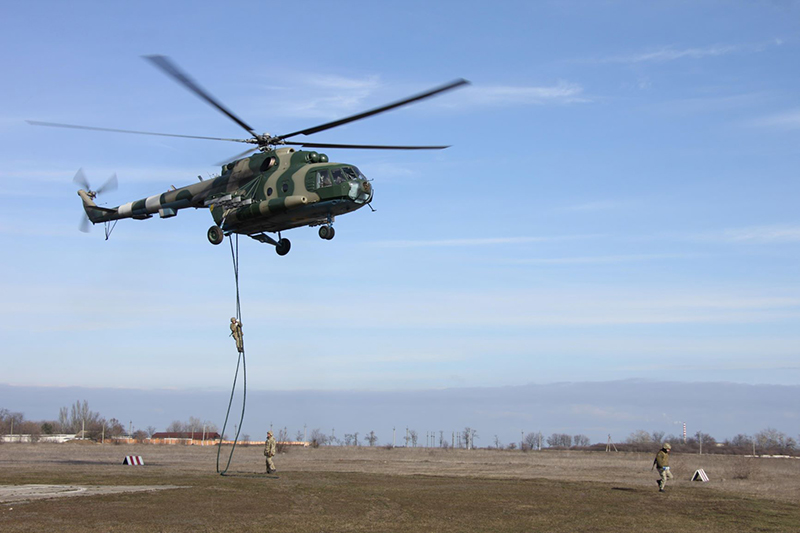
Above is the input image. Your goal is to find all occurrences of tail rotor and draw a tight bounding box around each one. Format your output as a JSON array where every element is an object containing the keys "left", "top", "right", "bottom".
[{"left": 74, "top": 168, "right": 117, "bottom": 232}]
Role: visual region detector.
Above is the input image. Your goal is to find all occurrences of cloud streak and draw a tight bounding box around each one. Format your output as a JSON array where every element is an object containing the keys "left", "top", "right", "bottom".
[
  {"left": 692, "top": 225, "right": 800, "bottom": 244},
  {"left": 373, "top": 234, "right": 601, "bottom": 248},
  {"left": 453, "top": 81, "right": 589, "bottom": 106},
  {"left": 595, "top": 39, "right": 782, "bottom": 64}
]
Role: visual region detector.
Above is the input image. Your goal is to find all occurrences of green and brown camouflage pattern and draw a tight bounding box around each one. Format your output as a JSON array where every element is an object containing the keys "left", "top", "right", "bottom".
[{"left": 78, "top": 147, "right": 373, "bottom": 236}]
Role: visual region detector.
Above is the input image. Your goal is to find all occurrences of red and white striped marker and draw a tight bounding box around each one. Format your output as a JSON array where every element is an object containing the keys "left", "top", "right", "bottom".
[{"left": 122, "top": 456, "right": 144, "bottom": 465}]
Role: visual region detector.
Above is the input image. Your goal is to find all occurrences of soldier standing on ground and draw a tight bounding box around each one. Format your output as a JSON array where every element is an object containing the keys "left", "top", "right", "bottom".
[
  {"left": 230, "top": 317, "right": 243, "bottom": 353},
  {"left": 653, "top": 443, "right": 673, "bottom": 492},
  {"left": 264, "top": 431, "right": 277, "bottom": 474}
]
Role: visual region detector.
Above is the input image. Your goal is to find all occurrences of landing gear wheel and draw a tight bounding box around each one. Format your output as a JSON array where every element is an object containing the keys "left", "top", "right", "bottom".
[
  {"left": 207, "top": 225, "right": 224, "bottom": 245},
  {"left": 319, "top": 225, "right": 335, "bottom": 240},
  {"left": 319, "top": 225, "right": 336, "bottom": 240},
  {"left": 275, "top": 238, "right": 291, "bottom": 256}
]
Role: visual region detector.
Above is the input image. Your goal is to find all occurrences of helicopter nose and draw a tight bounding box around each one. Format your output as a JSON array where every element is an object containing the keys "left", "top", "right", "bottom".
[{"left": 348, "top": 180, "right": 373, "bottom": 204}]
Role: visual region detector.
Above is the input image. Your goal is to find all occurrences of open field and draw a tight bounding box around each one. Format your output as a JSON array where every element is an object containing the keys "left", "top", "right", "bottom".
[{"left": 1, "top": 443, "right": 799, "bottom": 532}]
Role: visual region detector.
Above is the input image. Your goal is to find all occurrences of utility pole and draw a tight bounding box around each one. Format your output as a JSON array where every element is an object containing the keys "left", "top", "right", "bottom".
[
  {"left": 393, "top": 427, "right": 396, "bottom": 448},
  {"left": 521, "top": 430, "right": 524, "bottom": 450},
  {"left": 304, "top": 424, "right": 307, "bottom": 442}
]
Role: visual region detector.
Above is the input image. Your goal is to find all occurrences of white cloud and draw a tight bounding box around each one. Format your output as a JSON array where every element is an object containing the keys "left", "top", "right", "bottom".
[
  {"left": 753, "top": 109, "right": 800, "bottom": 129},
  {"left": 693, "top": 224, "right": 800, "bottom": 244},
  {"left": 599, "top": 40, "right": 780, "bottom": 64},
  {"left": 374, "top": 234, "right": 600, "bottom": 248},
  {"left": 456, "top": 81, "right": 588, "bottom": 106},
  {"left": 554, "top": 200, "right": 623, "bottom": 213},
  {"left": 604, "top": 44, "right": 741, "bottom": 63},
  {"left": 509, "top": 253, "right": 700, "bottom": 265}
]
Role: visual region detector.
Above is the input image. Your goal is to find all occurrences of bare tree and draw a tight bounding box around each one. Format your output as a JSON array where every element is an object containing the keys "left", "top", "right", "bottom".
[
  {"left": 546, "top": 433, "right": 572, "bottom": 448},
  {"left": 366, "top": 431, "right": 378, "bottom": 446},
  {"left": 493, "top": 435, "right": 502, "bottom": 449},
  {"left": 309, "top": 428, "right": 328, "bottom": 448},
  {"left": 573, "top": 434, "right": 591, "bottom": 447},
  {"left": 524, "top": 432, "right": 541, "bottom": 451},
  {"left": 754, "top": 428, "right": 796, "bottom": 453},
  {"left": 166, "top": 420, "right": 186, "bottom": 432},
  {"left": 146, "top": 426, "right": 157, "bottom": 438},
  {"left": 409, "top": 430, "right": 418, "bottom": 447},
  {"left": 462, "top": 427, "right": 478, "bottom": 449},
  {"left": 344, "top": 433, "right": 355, "bottom": 446},
  {"left": 625, "top": 430, "right": 652, "bottom": 445},
  {"left": 651, "top": 431, "right": 665, "bottom": 443}
]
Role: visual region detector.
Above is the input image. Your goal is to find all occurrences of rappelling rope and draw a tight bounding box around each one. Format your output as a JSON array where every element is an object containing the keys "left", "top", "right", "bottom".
[{"left": 216, "top": 233, "right": 247, "bottom": 475}]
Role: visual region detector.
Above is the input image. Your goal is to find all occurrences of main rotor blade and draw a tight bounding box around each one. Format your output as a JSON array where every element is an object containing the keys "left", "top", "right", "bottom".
[
  {"left": 27, "top": 120, "right": 252, "bottom": 143},
  {"left": 215, "top": 147, "right": 259, "bottom": 167},
  {"left": 282, "top": 141, "right": 450, "bottom": 150},
  {"left": 276, "top": 78, "right": 470, "bottom": 141},
  {"left": 144, "top": 55, "right": 259, "bottom": 139}
]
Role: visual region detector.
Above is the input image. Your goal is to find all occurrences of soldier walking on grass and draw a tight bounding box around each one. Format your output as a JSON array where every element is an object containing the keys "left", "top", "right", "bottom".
[
  {"left": 264, "top": 431, "right": 277, "bottom": 474},
  {"left": 653, "top": 443, "right": 673, "bottom": 492}
]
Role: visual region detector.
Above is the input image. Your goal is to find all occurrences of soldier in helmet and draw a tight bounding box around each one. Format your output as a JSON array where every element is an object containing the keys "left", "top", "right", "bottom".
[
  {"left": 653, "top": 442, "right": 673, "bottom": 492},
  {"left": 229, "top": 317, "right": 243, "bottom": 353},
  {"left": 264, "top": 430, "right": 277, "bottom": 474}
]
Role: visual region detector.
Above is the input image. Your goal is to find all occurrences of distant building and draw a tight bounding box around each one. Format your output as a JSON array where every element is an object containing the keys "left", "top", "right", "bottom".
[
  {"left": 0, "top": 434, "right": 76, "bottom": 443},
  {"left": 150, "top": 431, "right": 221, "bottom": 445}
]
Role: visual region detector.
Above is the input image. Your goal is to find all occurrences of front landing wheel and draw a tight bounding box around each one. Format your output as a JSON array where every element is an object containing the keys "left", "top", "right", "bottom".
[
  {"left": 207, "top": 225, "right": 224, "bottom": 245},
  {"left": 275, "top": 238, "right": 291, "bottom": 256},
  {"left": 318, "top": 225, "right": 335, "bottom": 240}
]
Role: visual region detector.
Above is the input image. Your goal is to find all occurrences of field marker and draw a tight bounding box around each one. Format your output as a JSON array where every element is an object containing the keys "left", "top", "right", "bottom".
[
  {"left": 123, "top": 456, "right": 144, "bottom": 466},
  {"left": 691, "top": 469, "right": 709, "bottom": 482}
]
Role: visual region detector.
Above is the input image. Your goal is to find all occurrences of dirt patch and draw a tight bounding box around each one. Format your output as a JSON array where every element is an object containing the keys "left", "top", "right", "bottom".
[{"left": 0, "top": 484, "right": 185, "bottom": 503}]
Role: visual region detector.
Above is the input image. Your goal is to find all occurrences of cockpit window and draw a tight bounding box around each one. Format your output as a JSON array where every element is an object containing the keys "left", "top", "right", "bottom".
[
  {"left": 331, "top": 168, "right": 346, "bottom": 184},
  {"left": 316, "top": 166, "right": 367, "bottom": 188},
  {"left": 344, "top": 166, "right": 367, "bottom": 180}
]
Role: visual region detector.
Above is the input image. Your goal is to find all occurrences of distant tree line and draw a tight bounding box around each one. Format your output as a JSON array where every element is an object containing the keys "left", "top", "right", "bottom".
[
  {"left": 616, "top": 428, "right": 798, "bottom": 455},
  {"left": 3, "top": 404, "right": 798, "bottom": 455},
  {"left": 1, "top": 402, "right": 218, "bottom": 443}
]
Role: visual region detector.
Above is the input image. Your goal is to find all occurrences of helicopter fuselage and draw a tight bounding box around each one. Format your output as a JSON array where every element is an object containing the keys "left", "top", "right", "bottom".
[{"left": 78, "top": 147, "right": 373, "bottom": 247}]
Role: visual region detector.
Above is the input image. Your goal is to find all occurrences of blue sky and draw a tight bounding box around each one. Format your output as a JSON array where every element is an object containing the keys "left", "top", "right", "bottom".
[{"left": 1, "top": 1, "right": 799, "bottom": 395}]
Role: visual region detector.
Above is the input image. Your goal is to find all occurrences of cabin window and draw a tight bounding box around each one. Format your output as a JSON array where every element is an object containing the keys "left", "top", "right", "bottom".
[
  {"left": 266, "top": 187, "right": 273, "bottom": 197},
  {"left": 281, "top": 182, "right": 289, "bottom": 193},
  {"left": 317, "top": 169, "right": 332, "bottom": 188}
]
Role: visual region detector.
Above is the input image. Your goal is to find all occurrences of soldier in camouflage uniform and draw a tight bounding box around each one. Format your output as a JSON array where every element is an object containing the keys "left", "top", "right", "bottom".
[
  {"left": 230, "top": 317, "right": 243, "bottom": 353},
  {"left": 264, "top": 431, "right": 277, "bottom": 474},
  {"left": 653, "top": 443, "right": 673, "bottom": 492}
]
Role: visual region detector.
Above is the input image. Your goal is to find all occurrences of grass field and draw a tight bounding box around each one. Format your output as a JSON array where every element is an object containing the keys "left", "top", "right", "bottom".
[{"left": 1, "top": 443, "right": 798, "bottom": 532}]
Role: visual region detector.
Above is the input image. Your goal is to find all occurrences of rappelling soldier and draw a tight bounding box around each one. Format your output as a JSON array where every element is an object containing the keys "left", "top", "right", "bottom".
[
  {"left": 264, "top": 431, "right": 277, "bottom": 474},
  {"left": 229, "top": 317, "right": 243, "bottom": 353}
]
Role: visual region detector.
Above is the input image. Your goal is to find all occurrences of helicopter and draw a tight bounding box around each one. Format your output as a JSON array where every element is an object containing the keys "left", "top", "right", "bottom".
[{"left": 29, "top": 55, "right": 469, "bottom": 255}]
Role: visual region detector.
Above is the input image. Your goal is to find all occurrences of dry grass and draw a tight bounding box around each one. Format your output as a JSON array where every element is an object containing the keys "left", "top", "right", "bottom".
[{"left": 1, "top": 443, "right": 798, "bottom": 532}]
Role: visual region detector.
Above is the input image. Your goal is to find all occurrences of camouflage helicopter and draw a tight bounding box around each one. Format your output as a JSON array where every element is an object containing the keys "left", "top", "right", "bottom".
[{"left": 30, "top": 56, "right": 468, "bottom": 255}]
